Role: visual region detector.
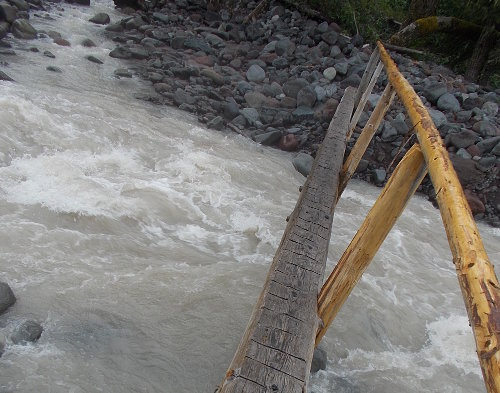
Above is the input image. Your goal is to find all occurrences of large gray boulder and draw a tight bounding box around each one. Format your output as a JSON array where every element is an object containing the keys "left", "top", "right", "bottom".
[
  {"left": 11, "top": 320, "right": 43, "bottom": 344},
  {"left": 437, "top": 93, "right": 460, "bottom": 112},
  {"left": 423, "top": 82, "right": 447, "bottom": 103},
  {"left": 292, "top": 153, "right": 314, "bottom": 177},
  {"left": 0, "top": 2, "right": 17, "bottom": 23},
  {"left": 11, "top": 19, "right": 37, "bottom": 39},
  {"left": 246, "top": 64, "right": 265, "bottom": 83},
  {"left": 0, "top": 282, "right": 16, "bottom": 315},
  {"left": 89, "top": 12, "right": 110, "bottom": 25},
  {"left": 311, "top": 346, "right": 327, "bottom": 373}
]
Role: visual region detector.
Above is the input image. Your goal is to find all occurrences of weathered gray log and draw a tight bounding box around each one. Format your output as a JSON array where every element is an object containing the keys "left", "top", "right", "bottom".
[{"left": 217, "top": 87, "right": 356, "bottom": 393}]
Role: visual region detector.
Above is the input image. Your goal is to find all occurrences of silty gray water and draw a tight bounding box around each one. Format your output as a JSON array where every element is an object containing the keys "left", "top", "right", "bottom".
[{"left": 0, "top": 1, "right": 499, "bottom": 392}]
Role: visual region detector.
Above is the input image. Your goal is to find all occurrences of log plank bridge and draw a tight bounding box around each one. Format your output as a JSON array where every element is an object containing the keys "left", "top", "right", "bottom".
[{"left": 216, "top": 42, "right": 500, "bottom": 393}]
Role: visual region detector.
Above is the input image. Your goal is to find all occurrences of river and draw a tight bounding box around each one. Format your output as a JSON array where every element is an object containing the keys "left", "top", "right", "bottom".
[{"left": 0, "top": 1, "right": 499, "bottom": 392}]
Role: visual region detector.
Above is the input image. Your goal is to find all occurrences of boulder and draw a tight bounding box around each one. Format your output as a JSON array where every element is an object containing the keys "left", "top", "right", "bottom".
[
  {"left": 447, "top": 130, "right": 480, "bottom": 149},
  {"left": 372, "top": 168, "right": 386, "bottom": 184},
  {"left": 125, "top": 16, "right": 146, "bottom": 30},
  {"left": 437, "top": 93, "right": 460, "bottom": 112},
  {"left": 11, "top": 19, "right": 37, "bottom": 39},
  {"left": 244, "top": 91, "right": 267, "bottom": 108},
  {"left": 296, "top": 85, "right": 316, "bottom": 108},
  {"left": 321, "top": 31, "right": 338, "bottom": 45},
  {"left": 283, "top": 78, "right": 309, "bottom": 99},
  {"left": 492, "top": 142, "right": 500, "bottom": 156},
  {"left": 311, "top": 346, "right": 327, "bottom": 373},
  {"left": 472, "top": 120, "right": 499, "bottom": 137},
  {"left": 423, "top": 82, "right": 447, "bottom": 103},
  {"left": 240, "top": 107, "right": 260, "bottom": 125},
  {"left": 254, "top": 130, "right": 281, "bottom": 145},
  {"left": 427, "top": 108, "right": 447, "bottom": 128},
  {"left": 0, "top": 282, "right": 15, "bottom": 314},
  {"left": 114, "top": 68, "right": 132, "bottom": 78},
  {"left": 54, "top": 38, "right": 71, "bottom": 46},
  {"left": 334, "top": 61, "right": 349, "bottom": 76},
  {"left": 11, "top": 320, "right": 43, "bottom": 344},
  {"left": 10, "top": 0, "right": 29, "bottom": 11},
  {"left": 323, "top": 67, "right": 336, "bottom": 81},
  {"left": 0, "top": 70, "right": 14, "bottom": 81},
  {"left": 246, "top": 64, "right": 265, "bottom": 83},
  {"left": 81, "top": 38, "right": 96, "bottom": 47},
  {"left": 105, "top": 22, "right": 124, "bottom": 32},
  {"left": 292, "top": 106, "right": 315, "bottom": 122},
  {"left": 85, "top": 55, "right": 103, "bottom": 64},
  {"left": 293, "top": 153, "right": 314, "bottom": 177},
  {"left": 200, "top": 68, "right": 224, "bottom": 86},
  {"left": 109, "top": 46, "right": 131, "bottom": 59},
  {"left": 183, "top": 37, "right": 213, "bottom": 54},
  {"left": 275, "top": 39, "right": 295, "bottom": 57},
  {"left": 173, "top": 88, "right": 195, "bottom": 106},
  {"left": 482, "top": 101, "right": 499, "bottom": 117},
  {"left": 43, "top": 50, "right": 55, "bottom": 58},
  {"left": 89, "top": 12, "right": 110, "bottom": 25},
  {"left": 0, "top": 2, "right": 17, "bottom": 23},
  {"left": 46, "top": 66, "right": 62, "bottom": 73},
  {"left": 152, "top": 12, "right": 169, "bottom": 24},
  {"left": 207, "top": 116, "right": 225, "bottom": 131},
  {"left": 0, "top": 21, "right": 8, "bottom": 40}
]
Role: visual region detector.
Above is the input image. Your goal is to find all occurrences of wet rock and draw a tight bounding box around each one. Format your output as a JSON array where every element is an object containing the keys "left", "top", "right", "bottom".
[
  {"left": 0, "top": 2, "right": 17, "bottom": 23},
  {"left": 0, "top": 21, "right": 8, "bottom": 40},
  {"left": 125, "top": 16, "right": 146, "bottom": 30},
  {"left": 10, "top": 0, "right": 29, "bottom": 11},
  {"left": 246, "top": 64, "right": 265, "bottom": 83},
  {"left": 334, "top": 61, "right": 349, "bottom": 76},
  {"left": 323, "top": 67, "right": 336, "bottom": 81},
  {"left": 114, "top": 68, "right": 132, "bottom": 77},
  {"left": 423, "top": 82, "right": 447, "bottom": 103},
  {"left": 200, "top": 68, "right": 224, "bottom": 86},
  {"left": 207, "top": 116, "right": 224, "bottom": 130},
  {"left": 482, "top": 101, "right": 499, "bottom": 117},
  {"left": 183, "top": 37, "right": 213, "bottom": 55},
  {"left": 54, "top": 37, "right": 71, "bottom": 46},
  {"left": 89, "top": 12, "right": 110, "bottom": 25},
  {"left": 173, "top": 88, "right": 195, "bottom": 106},
  {"left": 372, "top": 168, "right": 386, "bottom": 184},
  {"left": 283, "top": 78, "right": 309, "bottom": 99},
  {"left": 86, "top": 55, "right": 103, "bottom": 64},
  {"left": 0, "top": 70, "right": 14, "bottom": 81},
  {"left": 296, "top": 85, "right": 316, "bottom": 108},
  {"left": 46, "top": 65, "right": 62, "bottom": 72},
  {"left": 11, "top": 19, "right": 37, "bottom": 39},
  {"left": 476, "top": 156, "right": 496, "bottom": 172},
  {"left": 437, "top": 93, "right": 460, "bottom": 112},
  {"left": 152, "top": 12, "right": 169, "bottom": 24},
  {"left": 292, "top": 106, "right": 315, "bottom": 122},
  {"left": 0, "top": 282, "right": 16, "bottom": 314},
  {"left": 254, "top": 130, "right": 281, "bottom": 145},
  {"left": 428, "top": 108, "right": 447, "bottom": 128},
  {"left": 293, "top": 152, "right": 314, "bottom": 177},
  {"left": 79, "top": 38, "right": 95, "bottom": 47},
  {"left": 311, "top": 346, "right": 327, "bottom": 373},
  {"left": 472, "top": 120, "right": 499, "bottom": 137},
  {"left": 465, "top": 189, "right": 485, "bottom": 215},
  {"left": 241, "top": 107, "right": 260, "bottom": 125},
  {"left": 109, "top": 46, "right": 131, "bottom": 59},
  {"left": 448, "top": 130, "right": 480, "bottom": 149},
  {"left": 43, "top": 50, "right": 55, "bottom": 58},
  {"left": 11, "top": 320, "right": 43, "bottom": 344},
  {"left": 105, "top": 22, "right": 123, "bottom": 32},
  {"left": 321, "top": 31, "right": 338, "bottom": 45}
]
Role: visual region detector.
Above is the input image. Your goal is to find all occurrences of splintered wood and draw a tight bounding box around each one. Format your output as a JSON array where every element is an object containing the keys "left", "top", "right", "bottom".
[{"left": 218, "top": 87, "right": 356, "bottom": 393}]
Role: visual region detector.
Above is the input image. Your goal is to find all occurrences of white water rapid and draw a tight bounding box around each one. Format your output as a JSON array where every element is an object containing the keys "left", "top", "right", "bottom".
[{"left": 0, "top": 1, "right": 499, "bottom": 392}]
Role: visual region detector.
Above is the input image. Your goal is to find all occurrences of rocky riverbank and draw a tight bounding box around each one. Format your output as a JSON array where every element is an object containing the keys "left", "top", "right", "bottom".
[{"left": 1, "top": 0, "right": 499, "bottom": 226}]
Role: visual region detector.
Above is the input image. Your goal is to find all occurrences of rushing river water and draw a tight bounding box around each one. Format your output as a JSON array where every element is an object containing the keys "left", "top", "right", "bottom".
[{"left": 0, "top": 1, "right": 499, "bottom": 392}]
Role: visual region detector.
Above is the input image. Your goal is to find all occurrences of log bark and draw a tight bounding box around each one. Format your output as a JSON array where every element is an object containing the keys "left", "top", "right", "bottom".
[
  {"left": 391, "top": 16, "right": 483, "bottom": 45},
  {"left": 465, "top": 24, "right": 497, "bottom": 82}
]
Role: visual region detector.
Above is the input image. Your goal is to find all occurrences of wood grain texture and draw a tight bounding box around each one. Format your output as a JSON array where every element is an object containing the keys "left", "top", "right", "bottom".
[{"left": 218, "top": 87, "right": 356, "bottom": 393}]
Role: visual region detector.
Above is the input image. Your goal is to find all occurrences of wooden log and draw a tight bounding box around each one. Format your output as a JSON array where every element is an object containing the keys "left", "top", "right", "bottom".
[
  {"left": 339, "top": 83, "right": 396, "bottom": 197},
  {"left": 316, "top": 144, "right": 428, "bottom": 344},
  {"left": 383, "top": 43, "right": 425, "bottom": 57},
  {"left": 390, "top": 16, "right": 482, "bottom": 45},
  {"left": 353, "top": 47, "right": 380, "bottom": 109},
  {"left": 349, "top": 61, "right": 383, "bottom": 138},
  {"left": 377, "top": 41, "right": 500, "bottom": 393},
  {"left": 217, "top": 88, "right": 356, "bottom": 393}
]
